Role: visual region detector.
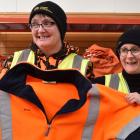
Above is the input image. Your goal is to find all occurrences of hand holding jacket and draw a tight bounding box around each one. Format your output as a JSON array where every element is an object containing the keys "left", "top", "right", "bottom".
[{"left": 126, "top": 92, "right": 140, "bottom": 105}]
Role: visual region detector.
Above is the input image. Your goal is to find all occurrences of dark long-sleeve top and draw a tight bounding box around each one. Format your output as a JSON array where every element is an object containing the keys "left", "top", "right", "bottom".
[{"left": 93, "top": 70, "right": 140, "bottom": 93}]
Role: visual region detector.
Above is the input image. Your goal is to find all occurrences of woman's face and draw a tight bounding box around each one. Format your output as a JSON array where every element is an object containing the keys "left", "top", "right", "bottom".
[
  {"left": 30, "top": 14, "right": 62, "bottom": 56},
  {"left": 119, "top": 43, "right": 140, "bottom": 74}
]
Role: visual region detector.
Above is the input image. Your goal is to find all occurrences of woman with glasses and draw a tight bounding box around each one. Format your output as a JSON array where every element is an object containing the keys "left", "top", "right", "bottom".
[
  {"left": 93, "top": 28, "right": 140, "bottom": 103},
  {"left": 93, "top": 27, "right": 140, "bottom": 139},
  {"left": 0, "top": 1, "right": 94, "bottom": 81}
]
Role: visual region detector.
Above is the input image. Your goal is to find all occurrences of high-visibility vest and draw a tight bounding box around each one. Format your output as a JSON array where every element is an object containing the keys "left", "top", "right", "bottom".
[
  {"left": 0, "top": 63, "right": 140, "bottom": 140},
  {"left": 105, "top": 72, "right": 130, "bottom": 94},
  {"left": 10, "top": 49, "right": 90, "bottom": 76}
]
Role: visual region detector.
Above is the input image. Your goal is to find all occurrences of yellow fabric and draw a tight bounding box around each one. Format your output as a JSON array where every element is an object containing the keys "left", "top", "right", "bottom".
[
  {"left": 105, "top": 74, "right": 112, "bottom": 87},
  {"left": 10, "top": 50, "right": 35, "bottom": 68},
  {"left": 10, "top": 51, "right": 23, "bottom": 68},
  {"left": 11, "top": 50, "right": 89, "bottom": 76},
  {"left": 58, "top": 53, "right": 75, "bottom": 69},
  {"left": 58, "top": 53, "right": 89, "bottom": 75},
  {"left": 105, "top": 72, "right": 129, "bottom": 94}
]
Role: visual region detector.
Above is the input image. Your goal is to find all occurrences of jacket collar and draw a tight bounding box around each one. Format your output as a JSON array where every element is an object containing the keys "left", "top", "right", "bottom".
[{"left": 0, "top": 62, "right": 92, "bottom": 115}]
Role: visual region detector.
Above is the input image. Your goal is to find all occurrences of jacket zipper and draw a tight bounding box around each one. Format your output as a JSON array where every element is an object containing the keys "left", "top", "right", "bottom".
[
  {"left": 45, "top": 114, "right": 57, "bottom": 136},
  {"left": 45, "top": 112, "right": 59, "bottom": 136},
  {"left": 45, "top": 123, "right": 51, "bottom": 136}
]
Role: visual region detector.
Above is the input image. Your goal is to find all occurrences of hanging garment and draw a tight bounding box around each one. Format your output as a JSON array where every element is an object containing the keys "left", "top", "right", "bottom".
[{"left": 83, "top": 44, "right": 122, "bottom": 77}]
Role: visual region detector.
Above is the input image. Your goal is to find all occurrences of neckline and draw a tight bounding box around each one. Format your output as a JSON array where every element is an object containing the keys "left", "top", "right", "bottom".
[{"left": 122, "top": 70, "right": 140, "bottom": 79}]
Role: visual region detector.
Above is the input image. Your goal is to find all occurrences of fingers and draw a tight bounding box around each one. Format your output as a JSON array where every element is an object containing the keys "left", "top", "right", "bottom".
[{"left": 126, "top": 92, "right": 140, "bottom": 105}]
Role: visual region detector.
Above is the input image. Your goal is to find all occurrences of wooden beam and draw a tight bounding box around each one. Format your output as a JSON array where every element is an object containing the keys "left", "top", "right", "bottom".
[{"left": 0, "top": 13, "right": 140, "bottom": 24}]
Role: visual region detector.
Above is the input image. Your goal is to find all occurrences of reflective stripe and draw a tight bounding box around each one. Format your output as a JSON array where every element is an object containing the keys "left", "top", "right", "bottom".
[
  {"left": 107, "top": 73, "right": 130, "bottom": 94},
  {"left": 17, "top": 49, "right": 31, "bottom": 62},
  {"left": 118, "top": 73, "right": 130, "bottom": 94},
  {"left": 11, "top": 49, "right": 35, "bottom": 69},
  {"left": 82, "top": 84, "right": 100, "bottom": 140},
  {"left": 10, "top": 51, "right": 23, "bottom": 68},
  {"left": 105, "top": 74, "right": 111, "bottom": 87},
  {"left": 81, "top": 59, "right": 89, "bottom": 75},
  {"left": 117, "top": 115, "right": 140, "bottom": 140},
  {"left": 109, "top": 74, "right": 119, "bottom": 90},
  {"left": 73, "top": 55, "right": 89, "bottom": 75},
  {"left": 72, "top": 55, "right": 82, "bottom": 70},
  {"left": 0, "top": 90, "right": 12, "bottom": 140},
  {"left": 14, "top": 50, "right": 89, "bottom": 75},
  {"left": 58, "top": 53, "right": 75, "bottom": 69},
  {"left": 58, "top": 53, "right": 89, "bottom": 76}
]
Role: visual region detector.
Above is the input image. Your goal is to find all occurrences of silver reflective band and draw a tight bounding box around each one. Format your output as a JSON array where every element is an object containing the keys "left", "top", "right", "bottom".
[
  {"left": 72, "top": 55, "right": 82, "bottom": 69},
  {"left": 17, "top": 49, "right": 31, "bottom": 62},
  {"left": 109, "top": 74, "right": 119, "bottom": 90},
  {"left": 117, "top": 115, "right": 140, "bottom": 139},
  {"left": 0, "top": 90, "right": 12, "bottom": 140},
  {"left": 82, "top": 84, "right": 100, "bottom": 140}
]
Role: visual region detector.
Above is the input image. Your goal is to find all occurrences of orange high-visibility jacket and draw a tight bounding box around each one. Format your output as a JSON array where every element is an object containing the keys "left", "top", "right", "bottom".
[{"left": 0, "top": 63, "right": 140, "bottom": 140}]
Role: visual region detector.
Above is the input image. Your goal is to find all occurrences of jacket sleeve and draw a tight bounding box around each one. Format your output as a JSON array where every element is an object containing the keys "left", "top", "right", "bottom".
[{"left": 93, "top": 76, "right": 105, "bottom": 85}]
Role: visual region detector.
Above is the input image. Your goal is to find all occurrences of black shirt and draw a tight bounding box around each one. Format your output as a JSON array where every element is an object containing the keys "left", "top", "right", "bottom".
[{"left": 93, "top": 70, "right": 140, "bottom": 93}]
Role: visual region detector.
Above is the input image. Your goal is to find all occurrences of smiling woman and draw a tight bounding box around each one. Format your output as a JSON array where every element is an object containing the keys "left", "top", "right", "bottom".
[
  {"left": 0, "top": 1, "right": 94, "bottom": 81},
  {"left": 93, "top": 27, "right": 140, "bottom": 140},
  {"left": 29, "top": 14, "right": 62, "bottom": 57},
  {"left": 116, "top": 28, "right": 140, "bottom": 75},
  {"left": 94, "top": 28, "right": 140, "bottom": 95}
]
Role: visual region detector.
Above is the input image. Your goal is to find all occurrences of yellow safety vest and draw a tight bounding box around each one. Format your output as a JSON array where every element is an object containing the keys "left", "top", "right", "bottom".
[
  {"left": 105, "top": 72, "right": 130, "bottom": 94},
  {"left": 10, "top": 49, "right": 89, "bottom": 76}
]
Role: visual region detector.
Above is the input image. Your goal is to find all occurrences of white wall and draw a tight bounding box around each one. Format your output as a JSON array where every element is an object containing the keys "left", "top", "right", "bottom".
[{"left": 0, "top": 0, "right": 140, "bottom": 13}]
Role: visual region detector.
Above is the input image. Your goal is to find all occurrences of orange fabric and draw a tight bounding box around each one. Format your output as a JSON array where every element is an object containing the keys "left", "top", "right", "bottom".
[
  {"left": 10, "top": 76, "right": 89, "bottom": 140},
  {"left": 26, "top": 75, "right": 79, "bottom": 121},
  {"left": 83, "top": 44, "right": 122, "bottom": 77},
  {"left": 92, "top": 84, "right": 140, "bottom": 139},
  {"left": 6, "top": 81, "right": 140, "bottom": 140},
  {"left": 10, "top": 94, "right": 89, "bottom": 140},
  {"left": 1, "top": 63, "right": 140, "bottom": 140}
]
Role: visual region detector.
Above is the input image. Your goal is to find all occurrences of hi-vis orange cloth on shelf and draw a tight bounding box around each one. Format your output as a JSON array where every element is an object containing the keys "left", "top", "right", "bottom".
[{"left": 83, "top": 44, "right": 122, "bottom": 77}]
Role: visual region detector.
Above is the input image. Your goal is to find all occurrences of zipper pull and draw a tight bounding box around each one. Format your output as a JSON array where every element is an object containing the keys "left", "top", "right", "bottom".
[{"left": 45, "top": 124, "right": 51, "bottom": 136}]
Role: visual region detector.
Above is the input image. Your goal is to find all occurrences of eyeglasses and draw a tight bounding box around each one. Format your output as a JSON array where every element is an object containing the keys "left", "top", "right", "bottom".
[
  {"left": 119, "top": 47, "right": 140, "bottom": 57},
  {"left": 29, "top": 21, "right": 55, "bottom": 30}
]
